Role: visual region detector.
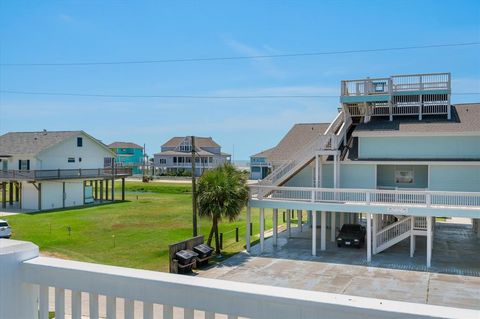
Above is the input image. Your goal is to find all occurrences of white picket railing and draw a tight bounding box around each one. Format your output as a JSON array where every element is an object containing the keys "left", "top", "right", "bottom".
[
  {"left": 251, "top": 185, "right": 480, "bottom": 211},
  {"left": 259, "top": 111, "right": 348, "bottom": 188},
  {"left": 4, "top": 240, "right": 475, "bottom": 319},
  {"left": 376, "top": 216, "right": 412, "bottom": 249}
]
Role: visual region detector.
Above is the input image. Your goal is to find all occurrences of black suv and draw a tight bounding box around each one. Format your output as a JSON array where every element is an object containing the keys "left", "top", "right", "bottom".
[{"left": 336, "top": 224, "right": 366, "bottom": 248}]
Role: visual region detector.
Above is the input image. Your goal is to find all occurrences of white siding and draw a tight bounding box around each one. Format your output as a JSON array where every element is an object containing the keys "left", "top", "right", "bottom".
[
  {"left": 21, "top": 182, "right": 39, "bottom": 210},
  {"left": 37, "top": 133, "right": 113, "bottom": 170},
  {"left": 64, "top": 182, "right": 84, "bottom": 207},
  {"left": 41, "top": 182, "right": 63, "bottom": 210}
]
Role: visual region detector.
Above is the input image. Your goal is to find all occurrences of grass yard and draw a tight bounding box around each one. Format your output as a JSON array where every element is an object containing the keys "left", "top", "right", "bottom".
[{"left": 3, "top": 182, "right": 275, "bottom": 272}]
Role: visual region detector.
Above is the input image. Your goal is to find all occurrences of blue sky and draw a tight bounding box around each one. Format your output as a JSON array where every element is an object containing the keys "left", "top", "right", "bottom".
[{"left": 0, "top": 1, "right": 479, "bottom": 160}]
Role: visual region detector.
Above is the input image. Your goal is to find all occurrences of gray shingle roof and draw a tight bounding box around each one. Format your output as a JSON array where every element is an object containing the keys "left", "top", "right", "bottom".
[
  {"left": 0, "top": 131, "right": 81, "bottom": 156},
  {"left": 252, "top": 123, "right": 330, "bottom": 162},
  {"left": 161, "top": 136, "right": 220, "bottom": 148},
  {"left": 354, "top": 104, "right": 480, "bottom": 135},
  {"left": 108, "top": 142, "right": 143, "bottom": 149}
]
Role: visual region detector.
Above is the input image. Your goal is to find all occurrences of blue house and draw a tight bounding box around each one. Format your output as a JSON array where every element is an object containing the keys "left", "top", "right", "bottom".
[
  {"left": 108, "top": 142, "right": 144, "bottom": 174},
  {"left": 247, "top": 73, "right": 480, "bottom": 268}
]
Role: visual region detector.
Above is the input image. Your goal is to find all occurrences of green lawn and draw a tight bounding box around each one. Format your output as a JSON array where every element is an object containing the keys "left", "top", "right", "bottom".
[{"left": 3, "top": 182, "right": 275, "bottom": 272}]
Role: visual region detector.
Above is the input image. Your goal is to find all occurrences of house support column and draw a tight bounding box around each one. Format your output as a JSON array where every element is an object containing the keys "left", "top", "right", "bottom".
[
  {"left": 273, "top": 208, "right": 278, "bottom": 247},
  {"left": 331, "top": 212, "right": 336, "bottom": 242},
  {"left": 15, "top": 182, "right": 19, "bottom": 202},
  {"left": 94, "top": 180, "right": 98, "bottom": 200},
  {"left": 314, "top": 154, "right": 319, "bottom": 187},
  {"left": 477, "top": 219, "right": 480, "bottom": 239},
  {"left": 297, "top": 210, "right": 302, "bottom": 232},
  {"left": 312, "top": 211, "right": 317, "bottom": 256},
  {"left": 100, "top": 181, "right": 104, "bottom": 203},
  {"left": 339, "top": 212, "right": 344, "bottom": 228},
  {"left": 105, "top": 180, "right": 109, "bottom": 201},
  {"left": 8, "top": 182, "right": 13, "bottom": 205},
  {"left": 18, "top": 183, "right": 22, "bottom": 209},
  {"left": 62, "top": 182, "right": 66, "bottom": 208},
  {"left": 260, "top": 208, "right": 265, "bottom": 253},
  {"left": 410, "top": 217, "right": 415, "bottom": 257},
  {"left": 37, "top": 183, "right": 42, "bottom": 211},
  {"left": 307, "top": 210, "right": 312, "bottom": 228},
  {"left": 121, "top": 178, "right": 125, "bottom": 201},
  {"left": 320, "top": 211, "right": 326, "bottom": 251},
  {"left": 286, "top": 209, "right": 291, "bottom": 238},
  {"left": 367, "top": 213, "right": 372, "bottom": 262},
  {"left": 427, "top": 216, "right": 432, "bottom": 268},
  {"left": 372, "top": 214, "right": 378, "bottom": 255},
  {"left": 246, "top": 204, "right": 251, "bottom": 252},
  {"left": 1, "top": 182, "right": 6, "bottom": 209}
]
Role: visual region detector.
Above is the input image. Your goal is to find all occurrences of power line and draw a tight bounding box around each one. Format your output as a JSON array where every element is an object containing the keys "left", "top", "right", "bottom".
[
  {"left": 0, "top": 90, "right": 479, "bottom": 99},
  {"left": 1, "top": 42, "right": 479, "bottom": 66}
]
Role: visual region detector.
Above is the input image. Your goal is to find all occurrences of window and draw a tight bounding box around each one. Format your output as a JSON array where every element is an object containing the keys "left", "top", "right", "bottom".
[
  {"left": 173, "top": 157, "right": 177, "bottom": 163},
  {"left": 77, "top": 137, "right": 83, "bottom": 147},
  {"left": 79, "top": 157, "right": 82, "bottom": 162},
  {"left": 104, "top": 157, "right": 113, "bottom": 167},
  {"left": 159, "top": 158, "right": 167, "bottom": 164},
  {"left": 68, "top": 157, "right": 75, "bottom": 163},
  {"left": 209, "top": 157, "right": 213, "bottom": 163},
  {"left": 18, "top": 160, "right": 30, "bottom": 170},
  {"left": 395, "top": 170, "right": 414, "bottom": 184},
  {"left": 251, "top": 167, "right": 261, "bottom": 172}
]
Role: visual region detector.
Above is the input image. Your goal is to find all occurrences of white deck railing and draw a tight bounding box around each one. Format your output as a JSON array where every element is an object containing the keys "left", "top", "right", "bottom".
[
  {"left": 341, "top": 73, "right": 450, "bottom": 96},
  {"left": 250, "top": 185, "right": 480, "bottom": 210},
  {"left": 2, "top": 240, "right": 476, "bottom": 319}
]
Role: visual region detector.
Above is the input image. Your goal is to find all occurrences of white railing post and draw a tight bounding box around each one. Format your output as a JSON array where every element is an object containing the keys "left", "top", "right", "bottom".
[
  {"left": 426, "top": 193, "right": 432, "bottom": 207},
  {"left": 0, "top": 240, "right": 39, "bottom": 319},
  {"left": 366, "top": 192, "right": 371, "bottom": 205}
]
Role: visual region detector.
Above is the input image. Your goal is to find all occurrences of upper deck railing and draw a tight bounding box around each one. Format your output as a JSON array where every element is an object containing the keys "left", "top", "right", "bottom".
[
  {"left": 341, "top": 73, "right": 451, "bottom": 97},
  {"left": 2, "top": 240, "right": 473, "bottom": 319},
  {"left": 0, "top": 167, "right": 132, "bottom": 181},
  {"left": 250, "top": 185, "right": 480, "bottom": 211}
]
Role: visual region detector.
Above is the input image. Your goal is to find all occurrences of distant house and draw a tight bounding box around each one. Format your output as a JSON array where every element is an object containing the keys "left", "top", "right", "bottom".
[
  {"left": 250, "top": 123, "right": 330, "bottom": 180},
  {"left": 153, "top": 136, "right": 230, "bottom": 176},
  {"left": 109, "top": 142, "right": 144, "bottom": 174},
  {"left": 0, "top": 130, "right": 131, "bottom": 211}
]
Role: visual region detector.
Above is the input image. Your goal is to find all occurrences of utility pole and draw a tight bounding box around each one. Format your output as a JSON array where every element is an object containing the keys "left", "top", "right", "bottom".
[{"left": 191, "top": 136, "right": 198, "bottom": 237}]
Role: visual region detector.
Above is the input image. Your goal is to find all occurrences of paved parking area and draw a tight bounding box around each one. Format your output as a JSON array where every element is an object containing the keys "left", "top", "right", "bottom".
[{"left": 199, "top": 222, "right": 480, "bottom": 310}]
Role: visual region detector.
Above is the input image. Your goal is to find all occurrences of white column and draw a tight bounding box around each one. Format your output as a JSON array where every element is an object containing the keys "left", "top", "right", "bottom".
[
  {"left": 72, "top": 290, "right": 82, "bottom": 319},
  {"left": 55, "top": 288, "right": 65, "bottom": 319},
  {"left": 315, "top": 154, "right": 319, "bottom": 187},
  {"left": 410, "top": 217, "right": 415, "bottom": 257},
  {"left": 260, "top": 208, "right": 265, "bottom": 253},
  {"left": 427, "top": 216, "right": 432, "bottom": 267},
  {"left": 331, "top": 212, "right": 336, "bottom": 242},
  {"left": 339, "top": 212, "right": 344, "bottom": 228},
  {"left": 367, "top": 213, "right": 372, "bottom": 262},
  {"left": 372, "top": 214, "right": 377, "bottom": 255},
  {"left": 106, "top": 296, "right": 116, "bottom": 319},
  {"left": 333, "top": 155, "right": 338, "bottom": 188},
  {"left": 0, "top": 241, "right": 39, "bottom": 319},
  {"left": 124, "top": 299, "right": 135, "bottom": 319},
  {"left": 246, "top": 204, "right": 251, "bottom": 252},
  {"left": 312, "top": 211, "right": 317, "bottom": 256},
  {"left": 297, "top": 210, "right": 302, "bottom": 232},
  {"left": 286, "top": 209, "right": 291, "bottom": 237},
  {"left": 273, "top": 208, "right": 278, "bottom": 247},
  {"left": 321, "top": 211, "right": 326, "bottom": 251}
]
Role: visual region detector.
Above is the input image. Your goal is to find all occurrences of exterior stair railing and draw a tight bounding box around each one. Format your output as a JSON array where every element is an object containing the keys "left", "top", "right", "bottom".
[{"left": 257, "top": 111, "right": 349, "bottom": 195}]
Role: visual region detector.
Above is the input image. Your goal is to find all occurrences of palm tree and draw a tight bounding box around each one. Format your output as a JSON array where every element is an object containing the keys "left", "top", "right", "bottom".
[{"left": 197, "top": 163, "right": 249, "bottom": 254}]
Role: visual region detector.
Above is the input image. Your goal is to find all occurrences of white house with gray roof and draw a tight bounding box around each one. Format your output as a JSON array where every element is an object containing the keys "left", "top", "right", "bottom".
[
  {"left": 153, "top": 136, "right": 230, "bottom": 176},
  {"left": 248, "top": 73, "right": 480, "bottom": 269},
  {"left": 0, "top": 130, "right": 131, "bottom": 211}
]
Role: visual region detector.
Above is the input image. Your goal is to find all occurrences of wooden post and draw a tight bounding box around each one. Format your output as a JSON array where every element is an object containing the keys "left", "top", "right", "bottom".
[
  {"left": 15, "top": 182, "right": 19, "bottom": 202},
  {"left": 100, "top": 180, "right": 104, "bottom": 203},
  {"left": 246, "top": 205, "right": 251, "bottom": 252},
  {"left": 191, "top": 136, "right": 198, "bottom": 237},
  {"left": 273, "top": 208, "right": 278, "bottom": 247},
  {"left": 62, "top": 182, "right": 66, "bottom": 208},
  {"left": 111, "top": 160, "right": 115, "bottom": 201},
  {"left": 8, "top": 182, "right": 13, "bottom": 205},
  {"left": 312, "top": 211, "right": 317, "bottom": 256},
  {"left": 121, "top": 178, "right": 125, "bottom": 201},
  {"left": 95, "top": 180, "right": 98, "bottom": 200},
  {"left": 367, "top": 213, "right": 372, "bottom": 262},
  {"left": 260, "top": 208, "right": 265, "bottom": 253},
  {"left": 320, "top": 211, "right": 326, "bottom": 251},
  {"left": 1, "top": 182, "right": 6, "bottom": 209},
  {"left": 38, "top": 183, "right": 42, "bottom": 211},
  {"left": 105, "top": 180, "right": 109, "bottom": 201}
]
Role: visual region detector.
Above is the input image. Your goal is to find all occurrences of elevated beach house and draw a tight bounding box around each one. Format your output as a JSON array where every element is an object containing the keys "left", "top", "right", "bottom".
[
  {"left": 108, "top": 141, "right": 144, "bottom": 175},
  {"left": 247, "top": 73, "right": 480, "bottom": 268},
  {"left": 154, "top": 136, "right": 230, "bottom": 176},
  {"left": 0, "top": 130, "right": 131, "bottom": 211}
]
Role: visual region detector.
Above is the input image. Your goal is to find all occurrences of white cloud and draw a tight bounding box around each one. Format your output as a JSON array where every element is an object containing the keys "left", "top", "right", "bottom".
[{"left": 222, "top": 37, "right": 285, "bottom": 79}]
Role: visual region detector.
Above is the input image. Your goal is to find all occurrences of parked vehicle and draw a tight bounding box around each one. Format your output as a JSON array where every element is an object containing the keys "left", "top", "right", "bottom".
[
  {"left": 336, "top": 224, "right": 365, "bottom": 248},
  {"left": 0, "top": 219, "right": 11, "bottom": 239}
]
